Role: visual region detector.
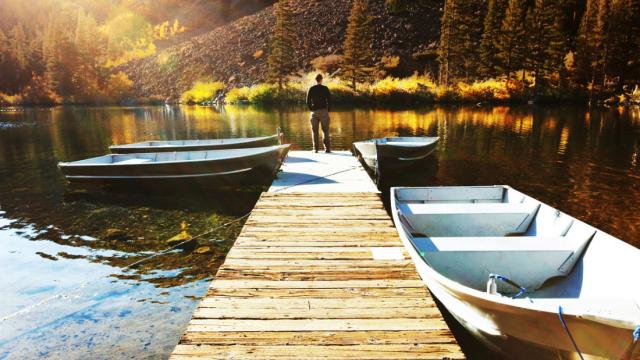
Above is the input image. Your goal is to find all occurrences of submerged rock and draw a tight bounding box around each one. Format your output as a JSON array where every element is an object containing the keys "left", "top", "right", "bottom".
[
  {"left": 194, "top": 246, "right": 212, "bottom": 254},
  {"left": 104, "top": 228, "right": 129, "bottom": 240}
]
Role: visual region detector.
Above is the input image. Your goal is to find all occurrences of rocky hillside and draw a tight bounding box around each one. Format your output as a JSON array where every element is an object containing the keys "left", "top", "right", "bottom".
[{"left": 120, "top": 0, "right": 442, "bottom": 100}]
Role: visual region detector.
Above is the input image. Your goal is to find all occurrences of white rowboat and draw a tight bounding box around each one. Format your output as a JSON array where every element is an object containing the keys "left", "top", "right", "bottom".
[
  {"left": 352, "top": 137, "right": 438, "bottom": 175},
  {"left": 391, "top": 185, "right": 640, "bottom": 359},
  {"left": 58, "top": 145, "right": 290, "bottom": 188}
]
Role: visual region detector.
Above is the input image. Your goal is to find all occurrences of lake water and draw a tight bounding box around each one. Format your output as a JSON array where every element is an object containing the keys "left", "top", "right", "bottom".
[{"left": 0, "top": 105, "right": 639, "bottom": 359}]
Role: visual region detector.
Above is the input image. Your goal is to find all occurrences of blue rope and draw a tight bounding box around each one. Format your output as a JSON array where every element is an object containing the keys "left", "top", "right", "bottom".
[
  {"left": 558, "top": 306, "right": 585, "bottom": 360},
  {"left": 634, "top": 325, "right": 640, "bottom": 342},
  {"left": 489, "top": 274, "right": 526, "bottom": 299}
]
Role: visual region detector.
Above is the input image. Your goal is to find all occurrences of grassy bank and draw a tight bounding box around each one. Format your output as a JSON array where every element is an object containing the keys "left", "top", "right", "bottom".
[
  {"left": 218, "top": 72, "right": 600, "bottom": 106},
  {"left": 4, "top": 72, "right": 638, "bottom": 107}
]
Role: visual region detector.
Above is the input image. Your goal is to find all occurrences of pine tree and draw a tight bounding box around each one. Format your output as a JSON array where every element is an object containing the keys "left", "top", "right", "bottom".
[
  {"left": 576, "top": 0, "right": 604, "bottom": 85},
  {"left": 496, "top": 0, "right": 528, "bottom": 84},
  {"left": 267, "top": 0, "right": 297, "bottom": 90},
  {"left": 0, "top": 29, "right": 11, "bottom": 93},
  {"left": 606, "top": 0, "right": 640, "bottom": 87},
  {"left": 342, "top": 0, "right": 375, "bottom": 91},
  {"left": 438, "top": 0, "right": 456, "bottom": 87},
  {"left": 438, "top": 0, "right": 485, "bottom": 85},
  {"left": 576, "top": 0, "right": 611, "bottom": 101},
  {"left": 526, "top": 0, "right": 566, "bottom": 94},
  {"left": 9, "top": 25, "right": 29, "bottom": 71},
  {"left": 479, "top": 0, "right": 507, "bottom": 78},
  {"left": 0, "top": 29, "right": 7, "bottom": 63}
]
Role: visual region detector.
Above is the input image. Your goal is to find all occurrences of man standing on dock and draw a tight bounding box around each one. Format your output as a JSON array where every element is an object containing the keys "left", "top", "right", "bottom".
[{"left": 307, "top": 74, "right": 332, "bottom": 153}]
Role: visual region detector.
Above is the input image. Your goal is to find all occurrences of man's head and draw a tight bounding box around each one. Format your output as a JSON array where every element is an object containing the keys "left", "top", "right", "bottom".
[{"left": 315, "top": 74, "right": 323, "bottom": 84}]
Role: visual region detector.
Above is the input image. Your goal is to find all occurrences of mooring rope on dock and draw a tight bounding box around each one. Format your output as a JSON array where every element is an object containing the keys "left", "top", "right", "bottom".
[{"left": 273, "top": 165, "right": 360, "bottom": 192}]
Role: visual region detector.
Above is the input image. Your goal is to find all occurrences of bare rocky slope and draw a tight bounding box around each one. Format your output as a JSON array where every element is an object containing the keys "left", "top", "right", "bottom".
[{"left": 120, "top": 0, "right": 442, "bottom": 100}]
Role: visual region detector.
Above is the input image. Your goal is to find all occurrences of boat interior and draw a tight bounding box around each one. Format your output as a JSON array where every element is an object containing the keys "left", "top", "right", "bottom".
[
  {"left": 393, "top": 186, "right": 640, "bottom": 313},
  {"left": 65, "top": 147, "right": 279, "bottom": 165}
]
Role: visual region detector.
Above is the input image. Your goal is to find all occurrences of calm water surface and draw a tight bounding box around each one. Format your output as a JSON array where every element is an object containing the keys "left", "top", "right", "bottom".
[{"left": 0, "top": 105, "right": 639, "bottom": 359}]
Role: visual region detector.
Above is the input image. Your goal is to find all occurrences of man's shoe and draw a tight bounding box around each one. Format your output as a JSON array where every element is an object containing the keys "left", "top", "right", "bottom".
[
  {"left": 314, "top": 149, "right": 318, "bottom": 153},
  {"left": 325, "top": 150, "right": 332, "bottom": 153}
]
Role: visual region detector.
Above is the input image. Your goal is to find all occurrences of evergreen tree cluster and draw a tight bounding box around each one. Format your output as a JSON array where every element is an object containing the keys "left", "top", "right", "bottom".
[
  {"left": 342, "top": 0, "right": 376, "bottom": 91},
  {"left": 438, "top": 0, "right": 640, "bottom": 96},
  {"left": 268, "top": 0, "right": 297, "bottom": 90}
]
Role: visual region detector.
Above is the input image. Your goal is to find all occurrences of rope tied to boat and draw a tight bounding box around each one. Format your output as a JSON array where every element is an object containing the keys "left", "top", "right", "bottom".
[
  {"left": 634, "top": 325, "right": 640, "bottom": 342},
  {"left": 488, "top": 273, "right": 526, "bottom": 299},
  {"left": 273, "top": 165, "right": 360, "bottom": 192},
  {"left": 558, "top": 305, "right": 585, "bottom": 360}
]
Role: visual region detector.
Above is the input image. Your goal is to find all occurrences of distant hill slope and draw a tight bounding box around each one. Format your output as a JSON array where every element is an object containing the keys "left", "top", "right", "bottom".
[{"left": 120, "top": 0, "right": 442, "bottom": 99}]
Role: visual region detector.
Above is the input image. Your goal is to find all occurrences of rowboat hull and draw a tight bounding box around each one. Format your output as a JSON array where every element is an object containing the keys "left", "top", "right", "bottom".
[
  {"left": 109, "top": 134, "right": 280, "bottom": 154},
  {"left": 391, "top": 186, "right": 640, "bottom": 359},
  {"left": 352, "top": 137, "right": 438, "bottom": 175},
  {"left": 59, "top": 145, "right": 289, "bottom": 189}
]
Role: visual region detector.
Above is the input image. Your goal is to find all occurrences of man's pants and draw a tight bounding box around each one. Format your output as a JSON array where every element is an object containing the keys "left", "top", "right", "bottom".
[{"left": 310, "top": 109, "right": 331, "bottom": 152}]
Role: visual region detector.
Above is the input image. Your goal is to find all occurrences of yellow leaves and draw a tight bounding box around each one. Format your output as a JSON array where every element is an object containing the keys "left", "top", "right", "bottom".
[
  {"left": 105, "top": 72, "right": 133, "bottom": 99},
  {"left": 380, "top": 55, "right": 401, "bottom": 69},
  {"left": 225, "top": 86, "right": 252, "bottom": 104},
  {"left": 224, "top": 72, "right": 517, "bottom": 105},
  {"left": 101, "top": 13, "right": 185, "bottom": 67},
  {"left": 154, "top": 19, "right": 186, "bottom": 40},
  {"left": 455, "top": 79, "right": 510, "bottom": 101},
  {"left": 181, "top": 81, "right": 225, "bottom": 104},
  {"left": 253, "top": 50, "right": 264, "bottom": 59},
  {"left": 369, "top": 73, "right": 435, "bottom": 96}
]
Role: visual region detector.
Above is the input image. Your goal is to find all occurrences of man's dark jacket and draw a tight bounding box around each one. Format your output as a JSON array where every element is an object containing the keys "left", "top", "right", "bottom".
[{"left": 306, "top": 84, "right": 331, "bottom": 111}]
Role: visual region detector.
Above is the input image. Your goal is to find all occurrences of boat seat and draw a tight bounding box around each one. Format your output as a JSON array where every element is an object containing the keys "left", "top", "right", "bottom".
[
  {"left": 412, "top": 225, "right": 595, "bottom": 292},
  {"left": 399, "top": 201, "right": 540, "bottom": 237},
  {"left": 116, "top": 158, "right": 152, "bottom": 165}
]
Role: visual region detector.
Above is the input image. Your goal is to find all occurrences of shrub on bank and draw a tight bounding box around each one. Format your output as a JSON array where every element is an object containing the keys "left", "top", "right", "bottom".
[
  {"left": 455, "top": 79, "right": 510, "bottom": 103},
  {"left": 226, "top": 84, "right": 304, "bottom": 105},
  {"left": 369, "top": 74, "right": 436, "bottom": 104},
  {"left": 221, "top": 72, "right": 592, "bottom": 106},
  {"left": 180, "top": 81, "right": 225, "bottom": 104},
  {"left": 225, "top": 86, "right": 252, "bottom": 104}
]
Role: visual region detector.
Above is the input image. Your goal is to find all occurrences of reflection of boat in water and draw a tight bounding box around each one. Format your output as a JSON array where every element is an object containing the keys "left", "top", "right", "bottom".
[
  {"left": 391, "top": 185, "right": 640, "bottom": 360},
  {"left": 58, "top": 145, "right": 290, "bottom": 189},
  {"left": 352, "top": 137, "right": 438, "bottom": 175},
  {"left": 109, "top": 133, "right": 281, "bottom": 153}
]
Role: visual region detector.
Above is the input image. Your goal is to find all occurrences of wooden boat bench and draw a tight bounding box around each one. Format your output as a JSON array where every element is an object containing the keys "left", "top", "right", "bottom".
[
  {"left": 411, "top": 222, "right": 596, "bottom": 292},
  {"left": 398, "top": 202, "right": 541, "bottom": 237},
  {"left": 114, "top": 158, "right": 152, "bottom": 165}
]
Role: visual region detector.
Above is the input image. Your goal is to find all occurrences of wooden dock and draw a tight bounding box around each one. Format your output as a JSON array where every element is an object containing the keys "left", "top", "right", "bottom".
[{"left": 170, "top": 151, "right": 464, "bottom": 359}]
